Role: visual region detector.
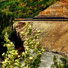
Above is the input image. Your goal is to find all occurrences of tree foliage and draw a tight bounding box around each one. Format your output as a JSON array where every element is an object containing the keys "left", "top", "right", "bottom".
[
  {"left": 0, "top": 0, "right": 60, "bottom": 18},
  {"left": 51, "top": 55, "right": 68, "bottom": 68},
  {"left": 2, "top": 22, "right": 45, "bottom": 68}
]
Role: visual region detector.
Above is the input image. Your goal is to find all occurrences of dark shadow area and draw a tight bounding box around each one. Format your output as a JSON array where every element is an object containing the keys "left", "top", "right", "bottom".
[
  {"left": 9, "top": 29, "right": 25, "bottom": 55},
  {"left": 0, "top": 29, "right": 25, "bottom": 59}
]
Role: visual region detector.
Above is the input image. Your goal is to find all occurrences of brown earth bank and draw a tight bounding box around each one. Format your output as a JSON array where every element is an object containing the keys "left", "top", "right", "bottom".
[
  {"left": 37, "top": 0, "right": 68, "bottom": 17},
  {"left": 13, "top": 21, "right": 68, "bottom": 56}
]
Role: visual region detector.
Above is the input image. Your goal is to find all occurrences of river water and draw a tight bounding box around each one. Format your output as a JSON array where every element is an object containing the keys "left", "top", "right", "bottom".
[
  {"left": 39, "top": 52, "right": 62, "bottom": 68},
  {"left": 0, "top": 52, "right": 62, "bottom": 68}
]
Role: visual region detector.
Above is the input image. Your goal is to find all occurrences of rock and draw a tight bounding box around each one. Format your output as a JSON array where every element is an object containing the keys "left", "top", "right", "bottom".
[
  {"left": 32, "top": 21, "right": 68, "bottom": 54},
  {"left": 14, "top": 21, "right": 68, "bottom": 55}
]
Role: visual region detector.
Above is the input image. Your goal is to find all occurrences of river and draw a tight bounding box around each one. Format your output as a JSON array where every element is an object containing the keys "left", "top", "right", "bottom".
[{"left": 39, "top": 52, "right": 62, "bottom": 68}]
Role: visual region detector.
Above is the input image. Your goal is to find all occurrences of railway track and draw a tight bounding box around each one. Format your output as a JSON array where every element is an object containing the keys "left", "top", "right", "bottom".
[{"left": 14, "top": 17, "right": 68, "bottom": 21}]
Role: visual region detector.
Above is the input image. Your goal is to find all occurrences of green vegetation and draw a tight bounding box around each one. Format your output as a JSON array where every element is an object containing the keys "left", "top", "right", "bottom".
[
  {"left": 0, "top": 0, "right": 60, "bottom": 18},
  {"left": 2, "top": 22, "right": 45, "bottom": 68},
  {"left": 0, "top": 10, "right": 13, "bottom": 55},
  {"left": 51, "top": 55, "right": 68, "bottom": 68}
]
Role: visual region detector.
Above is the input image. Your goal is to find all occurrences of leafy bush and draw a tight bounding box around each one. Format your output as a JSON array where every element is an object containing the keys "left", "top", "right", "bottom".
[
  {"left": 0, "top": 0, "right": 60, "bottom": 18},
  {"left": 0, "top": 9, "right": 14, "bottom": 56},
  {"left": 2, "top": 22, "right": 45, "bottom": 68},
  {"left": 0, "top": 1, "right": 19, "bottom": 9},
  {"left": 51, "top": 55, "right": 68, "bottom": 68}
]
